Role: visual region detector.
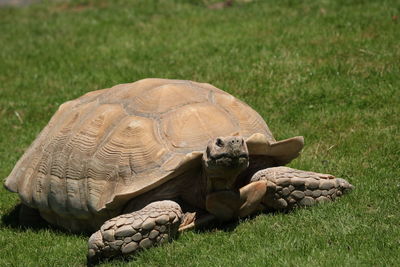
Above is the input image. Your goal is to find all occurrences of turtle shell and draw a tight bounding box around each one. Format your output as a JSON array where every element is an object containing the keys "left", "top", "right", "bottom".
[{"left": 5, "top": 78, "right": 303, "bottom": 219}]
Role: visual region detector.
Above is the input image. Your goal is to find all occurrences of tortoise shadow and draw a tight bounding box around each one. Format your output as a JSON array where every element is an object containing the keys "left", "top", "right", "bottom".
[
  {"left": 2, "top": 204, "right": 291, "bottom": 267},
  {"left": 1, "top": 203, "right": 89, "bottom": 237},
  {"left": 1, "top": 203, "right": 242, "bottom": 234},
  {"left": 192, "top": 207, "right": 293, "bottom": 234},
  {"left": 1, "top": 203, "right": 21, "bottom": 229}
]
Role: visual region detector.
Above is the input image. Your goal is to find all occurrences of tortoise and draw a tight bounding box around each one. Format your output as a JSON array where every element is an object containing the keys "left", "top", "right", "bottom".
[{"left": 4, "top": 78, "right": 353, "bottom": 262}]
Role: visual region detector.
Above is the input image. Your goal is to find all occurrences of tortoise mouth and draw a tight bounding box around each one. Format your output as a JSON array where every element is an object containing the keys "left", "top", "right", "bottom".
[
  {"left": 209, "top": 153, "right": 249, "bottom": 161},
  {"left": 207, "top": 154, "right": 249, "bottom": 169}
]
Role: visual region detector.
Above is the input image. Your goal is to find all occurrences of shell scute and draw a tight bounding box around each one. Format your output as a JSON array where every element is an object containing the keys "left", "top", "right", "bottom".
[
  {"left": 214, "top": 92, "right": 274, "bottom": 140},
  {"left": 48, "top": 174, "right": 67, "bottom": 216},
  {"left": 64, "top": 104, "right": 127, "bottom": 166},
  {"left": 92, "top": 115, "right": 167, "bottom": 174},
  {"left": 125, "top": 82, "right": 208, "bottom": 114},
  {"left": 161, "top": 102, "right": 239, "bottom": 150},
  {"left": 99, "top": 79, "right": 174, "bottom": 107}
]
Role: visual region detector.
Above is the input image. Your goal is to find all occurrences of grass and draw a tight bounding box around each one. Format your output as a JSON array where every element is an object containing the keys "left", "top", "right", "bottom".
[{"left": 0, "top": 0, "right": 399, "bottom": 266}]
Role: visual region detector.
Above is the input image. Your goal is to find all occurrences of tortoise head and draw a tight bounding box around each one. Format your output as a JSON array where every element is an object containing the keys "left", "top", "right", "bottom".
[{"left": 202, "top": 136, "right": 249, "bottom": 192}]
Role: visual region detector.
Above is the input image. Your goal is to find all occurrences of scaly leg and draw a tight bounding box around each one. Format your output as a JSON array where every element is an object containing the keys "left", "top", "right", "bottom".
[
  {"left": 87, "top": 200, "right": 183, "bottom": 263},
  {"left": 250, "top": 167, "right": 354, "bottom": 210}
]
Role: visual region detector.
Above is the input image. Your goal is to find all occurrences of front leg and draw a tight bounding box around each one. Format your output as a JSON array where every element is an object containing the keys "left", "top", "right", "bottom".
[
  {"left": 250, "top": 167, "right": 354, "bottom": 210},
  {"left": 87, "top": 200, "right": 183, "bottom": 263},
  {"left": 206, "top": 183, "right": 270, "bottom": 220},
  {"left": 237, "top": 180, "right": 268, "bottom": 218}
]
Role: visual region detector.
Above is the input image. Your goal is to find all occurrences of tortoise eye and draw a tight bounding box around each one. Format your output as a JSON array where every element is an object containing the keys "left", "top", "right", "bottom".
[{"left": 215, "top": 138, "right": 224, "bottom": 147}]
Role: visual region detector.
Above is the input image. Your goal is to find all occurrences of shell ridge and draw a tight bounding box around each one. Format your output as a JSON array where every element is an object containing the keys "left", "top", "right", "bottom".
[
  {"left": 64, "top": 104, "right": 127, "bottom": 217},
  {"left": 5, "top": 100, "right": 77, "bottom": 199},
  {"left": 53, "top": 101, "right": 103, "bottom": 216},
  {"left": 84, "top": 114, "right": 129, "bottom": 213},
  {"left": 30, "top": 100, "right": 84, "bottom": 209},
  {"left": 86, "top": 114, "right": 167, "bottom": 211},
  {"left": 36, "top": 100, "right": 94, "bottom": 214},
  {"left": 42, "top": 103, "right": 87, "bottom": 213}
]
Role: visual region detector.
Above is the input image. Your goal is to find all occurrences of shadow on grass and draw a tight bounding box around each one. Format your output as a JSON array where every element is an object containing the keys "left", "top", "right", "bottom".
[
  {"left": 2, "top": 203, "right": 291, "bottom": 266},
  {"left": 1, "top": 203, "right": 20, "bottom": 228},
  {"left": 2, "top": 203, "right": 51, "bottom": 231},
  {"left": 1, "top": 203, "right": 89, "bottom": 237},
  {"left": 195, "top": 208, "right": 292, "bottom": 233}
]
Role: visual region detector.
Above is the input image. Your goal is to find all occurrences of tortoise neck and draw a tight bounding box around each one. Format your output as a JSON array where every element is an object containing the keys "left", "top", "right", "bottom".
[{"left": 203, "top": 169, "right": 240, "bottom": 194}]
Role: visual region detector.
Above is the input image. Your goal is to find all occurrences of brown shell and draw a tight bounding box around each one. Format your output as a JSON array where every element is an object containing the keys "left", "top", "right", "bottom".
[{"left": 5, "top": 79, "right": 303, "bottom": 219}]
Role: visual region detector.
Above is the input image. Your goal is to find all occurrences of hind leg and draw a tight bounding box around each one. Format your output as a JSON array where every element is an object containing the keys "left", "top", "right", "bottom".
[{"left": 88, "top": 200, "right": 183, "bottom": 263}]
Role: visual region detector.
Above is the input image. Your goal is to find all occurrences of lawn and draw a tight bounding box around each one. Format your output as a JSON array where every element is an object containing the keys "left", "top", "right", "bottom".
[{"left": 0, "top": 0, "right": 399, "bottom": 266}]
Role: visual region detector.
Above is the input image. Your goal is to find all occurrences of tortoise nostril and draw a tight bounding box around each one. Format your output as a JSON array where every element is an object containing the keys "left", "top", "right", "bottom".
[{"left": 216, "top": 138, "right": 224, "bottom": 147}]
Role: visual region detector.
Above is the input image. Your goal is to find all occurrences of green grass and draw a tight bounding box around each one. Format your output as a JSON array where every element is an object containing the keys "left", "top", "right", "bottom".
[{"left": 1, "top": 0, "right": 399, "bottom": 266}]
